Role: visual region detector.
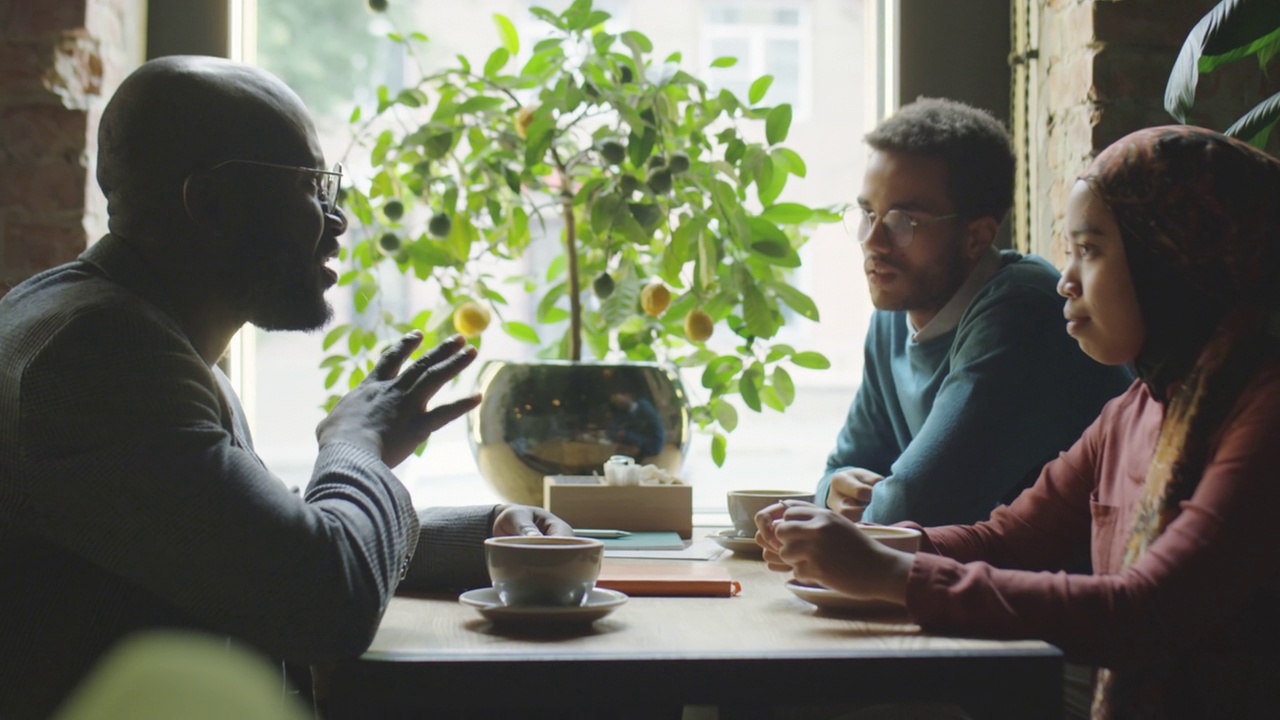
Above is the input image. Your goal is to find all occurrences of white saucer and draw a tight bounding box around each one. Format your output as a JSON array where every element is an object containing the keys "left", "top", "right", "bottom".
[
  {"left": 712, "top": 529, "right": 764, "bottom": 556},
  {"left": 459, "top": 587, "right": 628, "bottom": 626},
  {"left": 784, "top": 579, "right": 902, "bottom": 613}
]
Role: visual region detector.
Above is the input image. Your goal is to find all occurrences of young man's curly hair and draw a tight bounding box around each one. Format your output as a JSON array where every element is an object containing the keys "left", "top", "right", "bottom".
[{"left": 864, "top": 97, "right": 1014, "bottom": 223}]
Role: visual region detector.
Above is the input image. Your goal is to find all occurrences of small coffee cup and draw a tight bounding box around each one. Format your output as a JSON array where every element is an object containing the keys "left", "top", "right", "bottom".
[
  {"left": 726, "top": 489, "right": 816, "bottom": 537},
  {"left": 484, "top": 536, "right": 604, "bottom": 607},
  {"left": 859, "top": 525, "right": 922, "bottom": 553}
]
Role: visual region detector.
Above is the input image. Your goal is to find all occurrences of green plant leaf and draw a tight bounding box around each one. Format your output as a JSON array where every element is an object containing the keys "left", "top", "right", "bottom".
[
  {"left": 772, "top": 366, "right": 795, "bottom": 406},
  {"left": 493, "top": 14, "right": 519, "bottom": 55},
  {"left": 771, "top": 282, "right": 820, "bottom": 321},
  {"left": 591, "top": 193, "right": 623, "bottom": 235},
  {"left": 791, "top": 351, "right": 831, "bottom": 369},
  {"left": 739, "top": 364, "right": 763, "bottom": 411},
  {"left": 1224, "top": 89, "right": 1280, "bottom": 146},
  {"left": 760, "top": 385, "right": 785, "bottom": 412},
  {"left": 456, "top": 96, "right": 505, "bottom": 115},
  {"left": 710, "top": 56, "right": 738, "bottom": 68},
  {"left": 702, "top": 355, "right": 743, "bottom": 389},
  {"left": 1165, "top": 0, "right": 1280, "bottom": 121},
  {"left": 714, "top": 398, "right": 739, "bottom": 432},
  {"left": 711, "top": 431, "right": 727, "bottom": 466},
  {"left": 749, "top": 74, "right": 774, "bottom": 104},
  {"left": 602, "top": 272, "right": 641, "bottom": 328},
  {"left": 502, "top": 320, "right": 541, "bottom": 344},
  {"left": 537, "top": 282, "right": 567, "bottom": 322},
  {"left": 761, "top": 202, "right": 814, "bottom": 224},
  {"left": 629, "top": 202, "right": 663, "bottom": 228},
  {"left": 742, "top": 279, "right": 776, "bottom": 338},
  {"left": 621, "top": 30, "right": 653, "bottom": 54},
  {"left": 322, "top": 324, "right": 350, "bottom": 350},
  {"left": 484, "top": 47, "right": 510, "bottom": 78},
  {"left": 765, "top": 104, "right": 793, "bottom": 145},
  {"left": 773, "top": 147, "right": 807, "bottom": 178}
]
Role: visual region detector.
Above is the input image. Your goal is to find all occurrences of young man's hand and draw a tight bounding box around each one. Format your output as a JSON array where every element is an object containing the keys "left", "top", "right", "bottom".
[{"left": 826, "top": 468, "right": 885, "bottom": 521}]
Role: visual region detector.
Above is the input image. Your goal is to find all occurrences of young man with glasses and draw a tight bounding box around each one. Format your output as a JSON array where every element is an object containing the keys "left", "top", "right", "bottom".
[
  {"left": 816, "top": 98, "right": 1131, "bottom": 527},
  {"left": 0, "top": 56, "right": 570, "bottom": 718}
]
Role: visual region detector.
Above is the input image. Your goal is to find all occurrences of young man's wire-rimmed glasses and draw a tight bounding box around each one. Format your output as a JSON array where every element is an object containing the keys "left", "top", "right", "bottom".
[
  {"left": 197, "top": 159, "right": 345, "bottom": 215},
  {"left": 843, "top": 207, "right": 959, "bottom": 248}
]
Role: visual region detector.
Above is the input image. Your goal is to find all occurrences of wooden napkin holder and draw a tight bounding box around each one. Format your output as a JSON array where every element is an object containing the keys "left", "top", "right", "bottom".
[{"left": 543, "top": 475, "right": 693, "bottom": 539}]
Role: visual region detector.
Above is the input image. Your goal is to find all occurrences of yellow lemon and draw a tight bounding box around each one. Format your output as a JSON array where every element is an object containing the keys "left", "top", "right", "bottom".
[
  {"left": 515, "top": 105, "right": 537, "bottom": 139},
  {"left": 453, "top": 301, "right": 491, "bottom": 338},
  {"left": 684, "top": 309, "right": 714, "bottom": 342},
  {"left": 640, "top": 281, "right": 672, "bottom": 317}
]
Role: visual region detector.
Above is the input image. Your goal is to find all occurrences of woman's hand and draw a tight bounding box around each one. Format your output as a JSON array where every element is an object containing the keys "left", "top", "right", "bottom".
[{"left": 758, "top": 502, "right": 912, "bottom": 604}]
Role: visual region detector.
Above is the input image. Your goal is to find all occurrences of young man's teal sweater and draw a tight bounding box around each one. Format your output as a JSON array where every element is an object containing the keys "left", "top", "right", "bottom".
[{"left": 817, "top": 251, "right": 1132, "bottom": 526}]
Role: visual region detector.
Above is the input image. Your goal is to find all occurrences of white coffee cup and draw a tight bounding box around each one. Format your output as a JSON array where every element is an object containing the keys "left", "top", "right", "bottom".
[
  {"left": 484, "top": 536, "right": 604, "bottom": 607},
  {"left": 858, "top": 525, "right": 922, "bottom": 553},
  {"left": 726, "top": 489, "right": 816, "bottom": 537}
]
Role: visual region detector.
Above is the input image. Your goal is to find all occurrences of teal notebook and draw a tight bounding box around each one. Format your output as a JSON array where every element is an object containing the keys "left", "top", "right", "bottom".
[{"left": 584, "top": 531, "right": 686, "bottom": 551}]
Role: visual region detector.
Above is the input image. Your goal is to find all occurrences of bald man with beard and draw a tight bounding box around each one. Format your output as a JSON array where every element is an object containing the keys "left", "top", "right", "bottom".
[{"left": 0, "top": 56, "right": 569, "bottom": 718}]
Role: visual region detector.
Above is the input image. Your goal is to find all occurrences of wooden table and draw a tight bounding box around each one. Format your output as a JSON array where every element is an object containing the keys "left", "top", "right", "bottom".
[{"left": 325, "top": 530, "right": 1063, "bottom": 719}]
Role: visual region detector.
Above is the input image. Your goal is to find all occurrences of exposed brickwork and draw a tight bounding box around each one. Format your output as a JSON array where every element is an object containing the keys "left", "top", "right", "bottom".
[
  {"left": 1027, "top": 0, "right": 1279, "bottom": 263},
  {"left": 0, "top": 0, "right": 141, "bottom": 297}
]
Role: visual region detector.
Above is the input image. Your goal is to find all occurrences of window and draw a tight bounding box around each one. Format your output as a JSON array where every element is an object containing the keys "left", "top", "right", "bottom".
[
  {"left": 242, "top": 0, "right": 880, "bottom": 513},
  {"left": 702, "top": 0, "right": 812, "bottom": 119}
]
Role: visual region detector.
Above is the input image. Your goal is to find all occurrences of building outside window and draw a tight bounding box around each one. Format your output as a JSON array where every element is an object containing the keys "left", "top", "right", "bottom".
[{"left": 243, "top": 0, "right": 879, "bottom": 513}]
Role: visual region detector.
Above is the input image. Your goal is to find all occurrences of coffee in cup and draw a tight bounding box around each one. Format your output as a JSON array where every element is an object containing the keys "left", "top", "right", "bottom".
[
  {"left": 726, "top": 489, "right": 816, "bottom": 537},
  {"left": 484, "top": 536, "right": 604, "bottom": 607}
]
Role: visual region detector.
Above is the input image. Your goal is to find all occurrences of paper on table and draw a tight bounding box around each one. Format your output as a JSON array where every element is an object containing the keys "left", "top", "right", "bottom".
[
  {"left": 597, "top": 559, "right": 741, "bottom": 597},
  {"left": 597, "top": 531, "right": 685, "bottom": 551}
]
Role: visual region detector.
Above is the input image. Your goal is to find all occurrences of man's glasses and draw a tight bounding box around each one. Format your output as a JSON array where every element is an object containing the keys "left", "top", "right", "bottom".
[
  {"left": 844, "top": 207, "right": 958, "bottom": 248},
  {"left": 204, "top": 159, "right": 344, "bottom": 215}
]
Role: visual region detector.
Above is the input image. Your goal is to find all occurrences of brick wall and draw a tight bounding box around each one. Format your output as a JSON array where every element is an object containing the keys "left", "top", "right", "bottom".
[
  {"left": 0, "top": 0, "right": 143, "bottom": 296},
  {"left": 1024, "top": 0, "right": 1280, "bottom": 261}
]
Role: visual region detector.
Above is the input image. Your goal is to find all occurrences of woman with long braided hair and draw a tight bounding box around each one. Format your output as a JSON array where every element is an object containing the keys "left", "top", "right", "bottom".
[{"left": 757, "top": 126, "right": 1280, "bottom": 719}]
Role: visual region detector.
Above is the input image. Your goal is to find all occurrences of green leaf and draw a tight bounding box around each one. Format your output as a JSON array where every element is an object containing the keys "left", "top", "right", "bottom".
[
  {"left": 765, "top": 104, "right": 793, "bottom": 145},
  {"left": 456, "top": 96, "right": 505, "bottom": 115},
  {"left": 502, "top": 321, "right": 541, "bottom": 344},
  {"left": 536, "top": 282, "right": 566, "bottom": 322},
  {"left": 710, "top": 56, "right": 738, "bottom": 68},
  {"left": 711, "top": 432, "right": 728, "bottom": 466},
  {"left": 322, "top": 324, "right": 349, "bottom": 350},
  {"left": 791, "top": 351, "right": 832, "bottom": 370},
  {"left": 773, "top": 147, "right": 807, "bottom": 178},
  {"left": 629, "top": 202, "right": 663, "bottom": 228},
  {"left": 1163, "top": 1, "right": 1280, "bottom": 121},
  {"left": 701, "top": 355, "right": 743, "bottom": 389},
  {"left": 714, "top": 399, "right": 739, "bottom": 432},
  {"left": 739, "top": 365, "right": 762, "bottom": 412},
  {"left": 484, "top": 47, "right": 510, "bottom": 78},
  {"left": 591, "top": 193, "right": 623, "bottom": 235},
  {"left": 621, "top": 30, "right": 653, "bottom": 54},
  {"left": 494, "top": 14, "right": 519, "bottom": 55},
  {"left": 1224, "top": 90, "right": 1280, "bottom": 147},
  {"left": 771, "top": 282, "right": 820, "bottom": 321},
  {"left": 349, "top": 105, "right": 362, "bottom": 124},
  {"left": 742, "top": 280, "right": 776, "bottom": 338},
  {"left": 760, "top": 386, "right": 785, "bottom": 412},
  {"left": 772, "top": 366, "right": 795, "bottom": 406},
  {"left": 761, "top": 202, "right": 814, "bottom": 224},
  {"left": 748, "top": 74, "right": 774, "bottom": 104},
  {"left": 602, "top": 272, "right": 641, "bottom": 328}
]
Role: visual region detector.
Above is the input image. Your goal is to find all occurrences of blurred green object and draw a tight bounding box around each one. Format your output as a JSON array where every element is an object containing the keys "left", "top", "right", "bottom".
[
  {"left": 1165, "top": 0, "right": 1280, "bottom": 147},
  {"left": 55, "top": 631, "right": 309, "bottom": 720}
]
